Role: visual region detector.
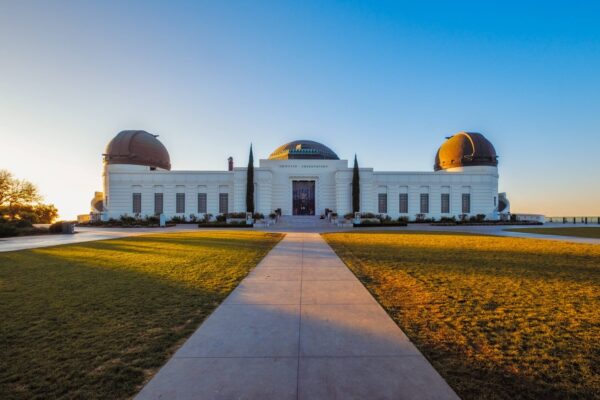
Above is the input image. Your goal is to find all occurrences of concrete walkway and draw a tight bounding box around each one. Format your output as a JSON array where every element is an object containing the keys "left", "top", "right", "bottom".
[
  {"left": 136, "top": 233, "right": 459, "bottom": 400},
  {"left": 2, "top": 222, "right": 597, "bottom": 253},
  {"left": 0, "top": 225, "right": 213, "bottom": 253}
]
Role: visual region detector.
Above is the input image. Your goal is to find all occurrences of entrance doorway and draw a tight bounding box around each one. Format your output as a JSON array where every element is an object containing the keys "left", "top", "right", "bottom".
[{"left": 293, "top": 181, "right": 315, "bottom": 215}]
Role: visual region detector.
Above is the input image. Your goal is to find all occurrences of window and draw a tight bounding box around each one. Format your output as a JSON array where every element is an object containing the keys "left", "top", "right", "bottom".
[
  {"left": 154, "top": 193, "right": 163, "bottom": 214},
  {"left": 378, "top": 193, "right": 387, "bottom": 213},
  {"left": 198, "top": 193, "right": 207, "bottom": 214},
  {"left": 494, "top": 196, "right": 497, "bottom": 207},
  {"left": 176, "top": 193, "right": 185, "bottom": 213},
  {"left": 441, "top": 193, "right": 450, "bottom": 213},
  {"left": 399, "top": 193, "right": 408, "bottom": 213},
  {"left": 219, "top": 193, "right": 228, "bottom": 214},
  {"left": 462, "top": 193, "right": 471, "bottom": 213},
  {"left": 420, "top": 193, "right": 429, "bottom": 213},
  {"left": 132, "top": 193, "right": 141, "bottom": 214}
]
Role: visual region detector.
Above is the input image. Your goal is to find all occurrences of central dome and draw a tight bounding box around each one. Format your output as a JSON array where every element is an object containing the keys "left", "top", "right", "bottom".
[{"left": 269, "top": 140, "right": 339, "bottom": 160}]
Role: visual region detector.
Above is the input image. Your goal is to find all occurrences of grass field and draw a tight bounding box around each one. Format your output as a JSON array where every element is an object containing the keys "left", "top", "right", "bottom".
[
  {"left": 506, "top": 227, "right": 600, "bottom": 239},
  {"left": 323, "top": 231, "right": 600, "bottom": 399},
  {"left": 0, "top": 231, "right": 282, "bottom": 400}
]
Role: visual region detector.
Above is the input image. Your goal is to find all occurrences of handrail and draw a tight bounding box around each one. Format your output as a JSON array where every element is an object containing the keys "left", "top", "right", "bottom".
[{"left": 545, "top": 216, "right": 600, "bottom": 224}]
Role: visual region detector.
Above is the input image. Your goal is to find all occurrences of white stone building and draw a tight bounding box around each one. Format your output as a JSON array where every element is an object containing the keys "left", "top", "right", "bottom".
[{"left": 94, "top": 130, "right": 509, "bottom": 221}]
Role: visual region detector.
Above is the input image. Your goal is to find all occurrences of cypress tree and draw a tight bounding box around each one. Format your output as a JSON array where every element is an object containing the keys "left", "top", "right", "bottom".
[
  {"left": 352, "top": 154, "right": 360, "bottom": 213},
  {"left": 246, "top": 144, "right": 255, "bottom": 213}
]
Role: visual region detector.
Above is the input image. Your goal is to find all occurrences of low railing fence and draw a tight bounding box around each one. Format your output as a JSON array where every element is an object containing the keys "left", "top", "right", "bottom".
[{"left": 545, "top": 216, "right": 600, "bottom": 224}]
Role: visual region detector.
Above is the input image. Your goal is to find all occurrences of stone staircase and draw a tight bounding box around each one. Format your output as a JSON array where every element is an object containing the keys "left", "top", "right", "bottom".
[{"left": 274, "top": 215, "right": 331, "bottom": 229}]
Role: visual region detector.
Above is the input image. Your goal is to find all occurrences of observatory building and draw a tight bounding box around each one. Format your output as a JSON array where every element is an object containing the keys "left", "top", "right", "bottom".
[{"left": 92, "top": 130, "right": 509, "bottom": 221}]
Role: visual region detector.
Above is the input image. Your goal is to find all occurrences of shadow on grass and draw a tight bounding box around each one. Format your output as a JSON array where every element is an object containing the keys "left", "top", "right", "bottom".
[{"left": 0, "top": 231, "right": 281, "bottom": 400}]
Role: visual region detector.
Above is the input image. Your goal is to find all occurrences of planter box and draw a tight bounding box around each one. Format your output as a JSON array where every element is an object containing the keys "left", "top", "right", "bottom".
[{"left": 226, "top": 218, "right": 246, "bottom": 224}]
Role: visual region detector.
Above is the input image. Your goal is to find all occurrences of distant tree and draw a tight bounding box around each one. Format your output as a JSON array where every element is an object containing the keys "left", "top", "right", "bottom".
[
  {"left": 31, "top": 204, "right": 59, "bottom": 224},
  {"left": 352, "top": 154, "right": 360, "bottom": 213},
  {"left": 0, "top": 169, "right": 58, "bottom": 223},
  {"left": 246, "top": 144, "right": 255, "bottom": 213}
]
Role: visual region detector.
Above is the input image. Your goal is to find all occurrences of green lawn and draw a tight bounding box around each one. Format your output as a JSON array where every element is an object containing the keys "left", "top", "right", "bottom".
[
  {"left": 506, "top": 227, "right": 600, "bottom": 239},
  {"left": 323, "top": 231, "right": 600, "bottom": 400},
  {"left": 0, "top": 231, "right": 282, "bottom": 400}
]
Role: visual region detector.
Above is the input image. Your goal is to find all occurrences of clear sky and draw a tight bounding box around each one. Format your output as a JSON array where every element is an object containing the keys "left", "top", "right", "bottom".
[{"left": 1, "top": 1, "right": 599, "bottom": 219}]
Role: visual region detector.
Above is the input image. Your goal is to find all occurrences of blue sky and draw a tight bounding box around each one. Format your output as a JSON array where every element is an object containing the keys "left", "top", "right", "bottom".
[{"left": 1, "top": 1, "right": 599, "bottom": 218}]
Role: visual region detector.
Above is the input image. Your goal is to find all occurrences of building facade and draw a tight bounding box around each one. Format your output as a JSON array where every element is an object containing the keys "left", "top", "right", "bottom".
[{"left": 95, "top": 131, "right": 509, "bottom": 221}]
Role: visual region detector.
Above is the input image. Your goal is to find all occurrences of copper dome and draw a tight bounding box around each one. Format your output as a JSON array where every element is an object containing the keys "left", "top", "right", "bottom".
[
  {"left": 434, "top": 132, "right": 498, "bottom": 171},
  {"left": 269, "top": 140, "right": 339, "bottom": 160},
  {"left": 104, "top": 130, "right": 171, "bottom": 170}
]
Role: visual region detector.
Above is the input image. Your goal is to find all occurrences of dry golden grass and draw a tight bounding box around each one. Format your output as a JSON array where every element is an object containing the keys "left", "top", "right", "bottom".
[
  {"left": 0, "top": 231, "right": 282, "bottom": 400},
  {"left": 323, "top": 231, "right": 600, "bottom": 400}
]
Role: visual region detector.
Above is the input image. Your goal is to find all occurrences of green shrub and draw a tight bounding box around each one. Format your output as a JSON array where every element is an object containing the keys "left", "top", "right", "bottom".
[
  {"left": 0, "top": 223, "right": 17, "bottom": 237},
  {"left": 378, "top": 214, "right": 391, "bottom": 222},
  {"left": 253, "top": 213, "right": 265, "bottom": 220},
  {"left": 360, "top": 212, "right": 377, "bottom": 219},
  {"left": 397, "top": 216, "right": 409, "bottom": 223},
  {"left": 15, "top": 219, "right": 33, "bottom": 228},
  {"left": 269, "top": 213, "right": 277, "bottom": 220},
  {"left": 120, "top": 215, "right": 136, "bottom": 225},
  {"left": 49, "top": 221, "right": 64, "bottom": 233},
  {"left": 440, "top": 216, "right": 456, "bottom": 223},
  {"left": 215, "top": 214, "right": 226, "bottom": 222},
  {"left": 197, "top": 213, "right": 213, "bottom": 223},
  {"left": 227, "top": 212, "right": 246, "bottom": 219}
]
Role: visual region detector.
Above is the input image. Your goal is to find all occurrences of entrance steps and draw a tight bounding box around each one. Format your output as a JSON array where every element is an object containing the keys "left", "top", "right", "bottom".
[{"left": 275, "top": 215, "right": 330, "bottom": 229}]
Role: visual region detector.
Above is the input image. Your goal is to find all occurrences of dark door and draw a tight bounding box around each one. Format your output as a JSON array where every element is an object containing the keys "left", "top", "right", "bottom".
[{"left": 293, "top": 181, "right": 315, "bottom": 215}]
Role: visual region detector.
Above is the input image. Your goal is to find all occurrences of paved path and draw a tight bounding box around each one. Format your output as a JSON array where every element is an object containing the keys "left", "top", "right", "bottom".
[
  {"left": 0, "top": 225, "right": 212, "bottom": 253},
  {"left": 2, "top": 222, "right": 597, "bottom": 253},
  {"left": 136, "top": 233, "right": 459, "bottom": 400},
  {"left": 356, "top": 223, "right": 600, "bottom": 245}
]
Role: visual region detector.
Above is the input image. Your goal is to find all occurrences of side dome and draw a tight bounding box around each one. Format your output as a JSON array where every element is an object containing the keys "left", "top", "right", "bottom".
[
  {"left": 269, "top": 140, "right": 339, "bottom": 160},
  {"left": 434, "top": 132, "right": 498, "bottom": 171},
  {"left": 104, "top": 130, "right": 171, "bottom": 170}
]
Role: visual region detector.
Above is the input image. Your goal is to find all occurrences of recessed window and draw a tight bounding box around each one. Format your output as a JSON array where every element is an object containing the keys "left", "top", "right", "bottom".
[
  {"left": 399, "top": 193, "right": 408, "bottom": 213},
  {"left": 198, "top": 193, "right": 207, "bottom": 214},
  {"left": 378, "top": 193, "right": 387, "bottom": 214},
  {"left": 176, "top": 193, "right": 185, "bottom": 213},
  {"left": 441, "top": 193, "right": 450, "bottom": 214},
  {"left": 154, "top": 193, "right": 163, "bottom": 215},
  {"left": 420, "top": 193, "right": 429, "bottom": 214},
  {"left": 462, "top": 193, "right": 471, "bottom": 213},
  {"left": 132, "top": 193, "right": 141, "bottom": 214},
  {"left": 219, "top": 193, "right": 229, "bottom": 214}
]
